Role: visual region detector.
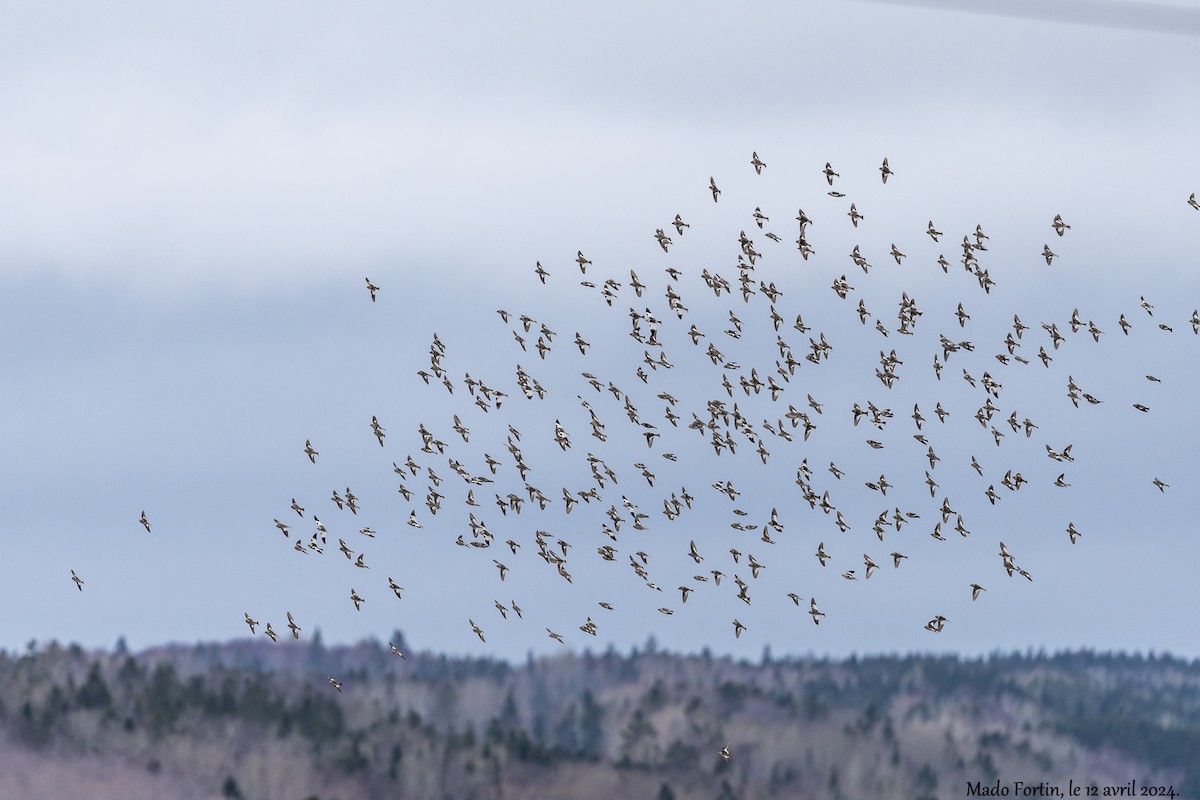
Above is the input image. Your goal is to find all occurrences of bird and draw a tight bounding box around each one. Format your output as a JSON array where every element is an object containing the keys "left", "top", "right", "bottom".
[
  {"left": 277, "top": 153, "right": 1200, "bottom": 674},
  {"left": 70, "top": 569, "right": 84, "bottom": 591},
  {"left": 955, "top": 303, "right": 970, "bottom": 327},
  {"left": 244, "top": 613, "right": 258, "bottom": 635},
  {"left": 732, "top": 619, "right": 746, "bottom": 639},
  {"left": 1190, "top": 192, "right": 1199, "bottom": 211},
  {"left": 286, "top": 611, "right": 301, "bottom": 639},
  {"left": 328, "top": 677, "right": 343, "bottom": 693},
  {"left": 350, "top": 589, "right": 364, "bottom": 611},
  {"left": 139, "top": 511, "right": 151, "bottom": 534},
  {"left": 970, "top": 584, "right": 985, "bottom": 601},
  {"left": 718, "top": 744, "right": 732, "bottom": 761},
  {"left": 389, "top": 642, "right": 407, "bottom": 658},
  {"left": 470, "top": 619, "right": 486, "bottom": 642},
  {"left": 264, "top": 623, "right": 278, "bottom": 643},
  {"left": 365, "top": 278, "right": 379, "bottom": 301}
]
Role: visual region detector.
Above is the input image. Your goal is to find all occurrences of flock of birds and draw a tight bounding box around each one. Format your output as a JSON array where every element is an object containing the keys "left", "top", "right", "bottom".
[{"left": 72, "top": 154, "right": 1200, "bottom": 761}]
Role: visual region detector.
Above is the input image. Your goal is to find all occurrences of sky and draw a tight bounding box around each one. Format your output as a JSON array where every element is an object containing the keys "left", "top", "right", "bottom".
[{"left": 2, "top": 0, "right": 1200, "bottom": 662}]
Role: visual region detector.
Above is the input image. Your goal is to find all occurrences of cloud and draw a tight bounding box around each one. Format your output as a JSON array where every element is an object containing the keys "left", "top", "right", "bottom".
[{"left": 0, "top": 0, "right": 1196, "bottom": 302}]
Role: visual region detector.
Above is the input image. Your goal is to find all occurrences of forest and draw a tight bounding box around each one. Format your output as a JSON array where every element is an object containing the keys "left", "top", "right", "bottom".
[{"left": 2, "top": 636, "right": 1197, "bottom": 799}]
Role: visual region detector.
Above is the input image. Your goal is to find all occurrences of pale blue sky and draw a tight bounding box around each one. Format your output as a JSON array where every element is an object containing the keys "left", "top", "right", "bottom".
[{"left": 2, "top": 0, "right": 1199, "bottom": 660}]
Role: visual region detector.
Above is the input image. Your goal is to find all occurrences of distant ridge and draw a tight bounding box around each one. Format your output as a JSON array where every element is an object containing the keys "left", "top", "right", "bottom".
[{"left": 1, "top": 641, "right": 1197, "bottom": 799}]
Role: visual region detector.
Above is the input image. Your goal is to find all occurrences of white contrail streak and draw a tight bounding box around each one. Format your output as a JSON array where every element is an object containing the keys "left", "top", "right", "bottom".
[{"left": 846, "top": 0, "right": 1200, "bottom": 37}]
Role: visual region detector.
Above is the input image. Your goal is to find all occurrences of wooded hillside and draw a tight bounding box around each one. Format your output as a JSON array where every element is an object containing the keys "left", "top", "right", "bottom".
[{"left": 2, "top": 638, "right": 1196, "bottom": 799}]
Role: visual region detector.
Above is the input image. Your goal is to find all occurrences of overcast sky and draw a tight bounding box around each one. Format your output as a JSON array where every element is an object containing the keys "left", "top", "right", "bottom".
[{"left": 3, "top": 0, "right": 1200, "bottom": 661}]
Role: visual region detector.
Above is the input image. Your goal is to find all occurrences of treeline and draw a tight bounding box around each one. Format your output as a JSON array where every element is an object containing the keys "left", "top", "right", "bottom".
[{"left": 1, "top": 639, "right": 1198, "bottom": 800}]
